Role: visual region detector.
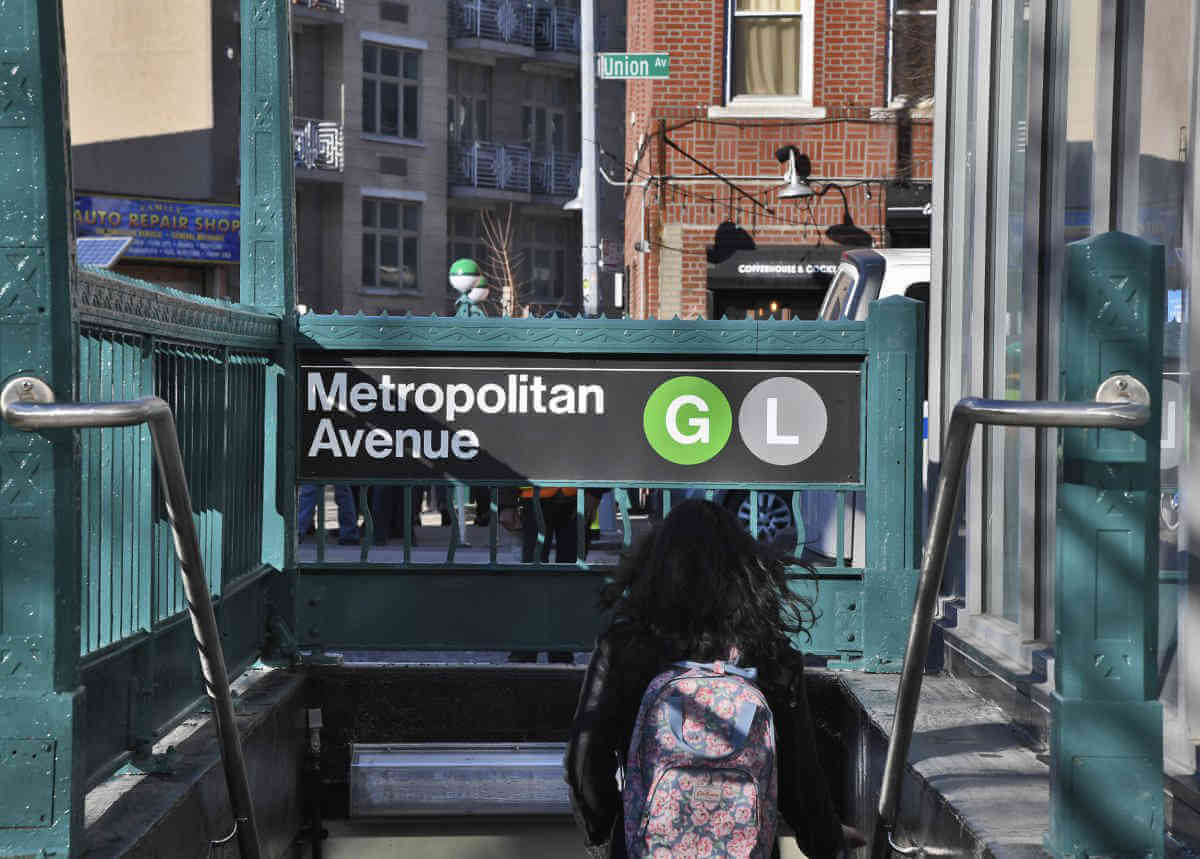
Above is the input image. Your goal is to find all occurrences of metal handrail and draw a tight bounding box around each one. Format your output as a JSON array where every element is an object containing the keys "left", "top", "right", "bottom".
[
  {"left": 0, "top": 378, "right": 262, "bottom": 859},
  {"left": 871, "top": 395, "right": 1150, "bottom": 858}
]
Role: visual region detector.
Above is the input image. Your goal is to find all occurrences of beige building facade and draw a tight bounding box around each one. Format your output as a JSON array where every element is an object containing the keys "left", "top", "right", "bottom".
[{"left": 63, "top": 0, "right": 625, "bottom": 315}]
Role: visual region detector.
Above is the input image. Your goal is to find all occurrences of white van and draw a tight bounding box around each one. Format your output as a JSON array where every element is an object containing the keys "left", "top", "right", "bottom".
[
  {"left": 818, "top": 248, "right": 931, "bottom": 322},
  {"left": 803, "top": 248, "right": 931, "bottom": 566}
]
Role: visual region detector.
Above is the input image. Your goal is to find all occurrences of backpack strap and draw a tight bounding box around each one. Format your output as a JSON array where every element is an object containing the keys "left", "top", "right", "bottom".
[
  {"left": 667, "top": 689, "right": 759, "bottom": 759},
  {"left": 672, "top": 660, "right": 758, "bottom": 682}
]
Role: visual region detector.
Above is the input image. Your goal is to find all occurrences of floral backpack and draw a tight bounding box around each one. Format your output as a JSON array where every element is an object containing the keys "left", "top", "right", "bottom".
[{"left": 622, "top": 659, "right": 778, "bottom": 859}]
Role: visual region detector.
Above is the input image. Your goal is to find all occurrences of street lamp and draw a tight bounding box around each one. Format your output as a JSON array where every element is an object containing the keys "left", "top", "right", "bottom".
[
  {"left": 449, "top": 258, "right": 489, "bottom": 317},
  {"left": 776, "top": 146, "right": 815, "bottom": 199},
  {"left": 562, "top": 183, "right": 583, "bottom": 211},
  {"left": 775, "top": 149, "right": 874, "bottom": 247}
]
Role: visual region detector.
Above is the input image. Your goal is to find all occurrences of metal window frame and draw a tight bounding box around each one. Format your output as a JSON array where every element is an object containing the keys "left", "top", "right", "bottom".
[
  {"left": 983, "top": 0, "right": 1035, "bottom": 632},
  {"left": 963, "top": 0, "right": 992, "bottom": 623},
  {"left": 361, "top": 40, "right": 420, "bottom": 139},
  {"left": 362, "top": 197, "right": 422, "bottom": 292},
  {"left": 940, "top": 0, "right": 1063, "bottom": 660},
  {"left": 1175, "top": 0, "right": 1200, "bottom": 769},
  {"left": 933, "top": 0, "right": 980, "bottom": 608}
]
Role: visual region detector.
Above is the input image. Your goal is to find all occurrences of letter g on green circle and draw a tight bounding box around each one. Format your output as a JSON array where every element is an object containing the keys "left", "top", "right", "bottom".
[{"left": 643, "top": 376, "right": 733, "bottom": 465}]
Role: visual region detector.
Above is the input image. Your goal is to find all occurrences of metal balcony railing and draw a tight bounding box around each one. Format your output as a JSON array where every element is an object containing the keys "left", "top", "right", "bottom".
[
  {"left": 450, "top": 142, "right": 580, "bottom": 196},
  {"left": 532, "top": 150, "right": 579, "bottom": 197},
  {"left": 450, "top": 141, "right": 534, "bottom": 193},
  {"left": 450, "top": 0, "right": 535, "bottom": 46},
  {"left": 292, "top": 0, "right": 344, "bottom": 12},
  {"left": 293, "top": 119, "right": 344, "bottom": 172},
  {"left": 534, "top": 3, "right": 579, "bottom": 53}
]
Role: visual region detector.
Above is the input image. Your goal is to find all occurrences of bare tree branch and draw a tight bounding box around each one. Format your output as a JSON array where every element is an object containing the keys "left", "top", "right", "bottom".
[{"left": 478, "top": 205, "right": 536, "bottom": 317}]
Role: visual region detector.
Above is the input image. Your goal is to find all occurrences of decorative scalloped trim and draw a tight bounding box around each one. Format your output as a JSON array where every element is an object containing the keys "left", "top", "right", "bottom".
[
  {"left": 297, "top": 314, "right": 868, "bottom": 354},
  {"left": 73, "top": 267, "right": 280, "bottom": 349}
]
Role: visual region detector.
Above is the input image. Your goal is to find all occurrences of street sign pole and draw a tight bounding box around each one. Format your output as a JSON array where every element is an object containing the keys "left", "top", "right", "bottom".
[{"left": 580, "top": 0, "right": 599, "bottom": 316}]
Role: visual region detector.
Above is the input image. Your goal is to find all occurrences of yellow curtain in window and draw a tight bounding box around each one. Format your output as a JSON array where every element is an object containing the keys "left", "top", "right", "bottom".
[{"left": 734, "top": 0, "right": 803, "bottom": 96}]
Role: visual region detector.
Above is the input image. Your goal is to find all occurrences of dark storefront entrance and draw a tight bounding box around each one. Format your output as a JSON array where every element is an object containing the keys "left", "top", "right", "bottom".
[{"left": 706, "top": 244, "right": 843, "bottom": 320}]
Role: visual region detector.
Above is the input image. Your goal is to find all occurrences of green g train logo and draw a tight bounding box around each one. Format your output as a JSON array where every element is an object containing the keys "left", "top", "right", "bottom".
[{"left": 642, "top": 376, "right": 733, "bottom": 465}]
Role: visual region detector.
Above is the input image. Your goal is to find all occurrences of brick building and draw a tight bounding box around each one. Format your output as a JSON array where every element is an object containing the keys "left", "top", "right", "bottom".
[{"left": 621, "top": 0, "right": 934, "bottom": 320}]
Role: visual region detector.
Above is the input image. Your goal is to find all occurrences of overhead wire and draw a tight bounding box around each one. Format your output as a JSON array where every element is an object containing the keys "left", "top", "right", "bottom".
[{"left": 596, "top": 146, "right": 881, "bottom": 237}]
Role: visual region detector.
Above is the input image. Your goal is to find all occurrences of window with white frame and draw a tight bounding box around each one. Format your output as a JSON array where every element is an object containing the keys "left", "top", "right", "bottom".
[
  {"left": 727, "top": 0, "right": 814, "bottom": 102},
  {"left": 362, "top": 42, "right": 420, "bottom": 139},
  {"left": 362, "top": 197, "right": 420, "bottom": 291}
]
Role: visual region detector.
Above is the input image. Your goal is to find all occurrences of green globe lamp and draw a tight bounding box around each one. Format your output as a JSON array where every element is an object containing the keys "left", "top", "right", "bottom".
[{"left": 449, "top": 258, "right": 489, "bottom": 317}]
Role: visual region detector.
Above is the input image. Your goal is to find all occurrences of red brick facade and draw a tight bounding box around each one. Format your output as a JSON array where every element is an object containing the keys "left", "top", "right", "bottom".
[{"left": 622, "top": 0, "right": 933, "bottom": 319}]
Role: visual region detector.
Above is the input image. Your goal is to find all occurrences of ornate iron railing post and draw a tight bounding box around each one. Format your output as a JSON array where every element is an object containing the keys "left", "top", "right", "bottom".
[
  {"left": 1048, "top": 231, "right": 1165, "bottom": 857},
  {"left": 241, "top": 0, "right": 294, "bottom": 571},
  {"left": 0, "top": 0, "right": 84, "bottom": 853}
]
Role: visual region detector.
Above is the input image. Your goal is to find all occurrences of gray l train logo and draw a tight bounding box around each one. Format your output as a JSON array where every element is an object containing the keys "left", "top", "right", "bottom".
[{"left": 642, "top": 376, "right": 828, "bottom": 466}]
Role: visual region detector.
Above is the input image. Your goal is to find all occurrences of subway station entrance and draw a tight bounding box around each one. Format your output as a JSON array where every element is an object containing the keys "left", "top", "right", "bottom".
[{"left": 0, "top": 1, "right": 1175, "bottom": 857}]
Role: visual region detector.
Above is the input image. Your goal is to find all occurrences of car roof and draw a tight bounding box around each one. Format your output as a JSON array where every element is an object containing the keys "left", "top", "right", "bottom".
[
  {"left": 871, "top": 248, "right": 930, "bottom": 265},
  {"left": 840, "top": 248, "right": 930, "bottom": 267}
]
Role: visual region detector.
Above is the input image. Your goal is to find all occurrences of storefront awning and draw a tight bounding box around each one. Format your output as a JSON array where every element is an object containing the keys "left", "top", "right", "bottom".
[{"left": 706, "top": 244, "right": 845, "bottom": 291}]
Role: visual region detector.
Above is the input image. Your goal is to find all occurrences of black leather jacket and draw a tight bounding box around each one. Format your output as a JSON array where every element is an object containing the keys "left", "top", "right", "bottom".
[{"left": 564, "top": 626, "right": 846, "bottom": 858}]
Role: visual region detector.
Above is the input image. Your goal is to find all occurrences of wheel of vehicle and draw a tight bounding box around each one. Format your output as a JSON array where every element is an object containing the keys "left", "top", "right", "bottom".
[{"left": 726, "top": 490, "right": 797, "bottom": 549}]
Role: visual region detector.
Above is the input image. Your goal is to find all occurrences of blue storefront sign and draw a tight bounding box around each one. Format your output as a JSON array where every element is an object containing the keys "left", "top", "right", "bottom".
[{"left": 74, "top": 195, "right": 240, "bottom": 264}]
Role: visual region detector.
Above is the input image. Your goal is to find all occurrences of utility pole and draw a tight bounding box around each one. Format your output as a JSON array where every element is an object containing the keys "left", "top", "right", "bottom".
[{"left": 580, "top": 0, "right": 599, "bottom": 315}]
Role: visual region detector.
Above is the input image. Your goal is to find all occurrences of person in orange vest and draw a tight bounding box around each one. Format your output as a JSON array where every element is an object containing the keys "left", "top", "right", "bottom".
[
  {"left": 500, "top": 485, "right": 602, "bottom": 664},
  {"left": 499, "top": 485, "right": 585, "bottom": 564}
]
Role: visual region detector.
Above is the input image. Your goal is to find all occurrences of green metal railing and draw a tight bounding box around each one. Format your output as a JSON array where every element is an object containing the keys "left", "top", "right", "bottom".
[
  {"left": 299, "top": 483, "right": 860, "bottom": 571},
  {"left": 77, "top": 331, "right": 272, "bottom": 653},
  {"left": 292, "top": 303, "right": 922, "bottom": 661},
  {"left": 71, "top": 268, "right": 282, "bottom": 784}
]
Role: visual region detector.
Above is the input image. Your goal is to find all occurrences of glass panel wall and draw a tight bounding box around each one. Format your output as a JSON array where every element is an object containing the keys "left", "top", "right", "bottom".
[
  {"left": 1137, "top": 0, "right": 1193, "bottom": 714},
  {"left": 983, "top": 0, "right": 1031, "bottom": 625}
]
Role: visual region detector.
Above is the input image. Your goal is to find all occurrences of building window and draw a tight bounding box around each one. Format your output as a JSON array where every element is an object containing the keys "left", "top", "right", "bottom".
[
  {"left": 448, "top": 61, "right": 492, "bottom": 145},
  {"left": 520, "top": 219, "right": 576, "bottom": 303},
  {"left": 727, "top": 0, "right": 814, "bottom": 102},
  {"left": 889, "top": 0, "right": 937, "bottom": 103},
  {"left": 523, "top": 76, "right": 572, "bottom": 154},
  {"left": 362, "top": 42, "right": 420, "bottom": 139},
  {"left": 362, "top": 198, "right": 420, "bottom": 291},
  {"left": 448, "top": 211, "right": 487, "bottom": 267}
]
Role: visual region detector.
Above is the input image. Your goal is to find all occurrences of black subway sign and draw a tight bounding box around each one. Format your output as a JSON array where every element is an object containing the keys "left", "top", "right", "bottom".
[{"left": 298, "top": 355, "right": 862, "bottom": 485}]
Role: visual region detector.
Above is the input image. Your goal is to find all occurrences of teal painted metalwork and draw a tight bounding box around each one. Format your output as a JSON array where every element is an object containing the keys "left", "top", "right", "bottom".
[
  {"left": 240, "top": 0, "right": 296, "bottom": 577},
  {"left": 293, "top": 302, "right": 922, "bottom": 664},
  {"left": 239, "top": 0, "right": 296, "bottom": 315},
  {"left": 72, "top": 313, "right": 274, "bottom": 789},
  {"left": 298, "top": 313, "right": 866, "bottom": 355},
  {"left": 76, "top": 267, "right": 280, "bottom": 349},
  {"left": 0, "top": 0, "right": 84, "bottom": 850},
  {"left": 1049, "top": 232, "right": 1165, "bottom": 858},
  {"left": 861, "top": 297, "right": 924, "bottom": 672}
]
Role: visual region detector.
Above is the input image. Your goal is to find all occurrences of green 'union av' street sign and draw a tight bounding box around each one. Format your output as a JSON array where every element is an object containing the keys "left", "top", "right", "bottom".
[{"left": 597, "top": 52, "right": 670, "bottom": 80}]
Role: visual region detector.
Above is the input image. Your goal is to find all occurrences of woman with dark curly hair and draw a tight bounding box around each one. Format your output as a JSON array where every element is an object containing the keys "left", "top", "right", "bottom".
[{"left": 564, "top": 498, "right": 864, "bottom": 858}]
